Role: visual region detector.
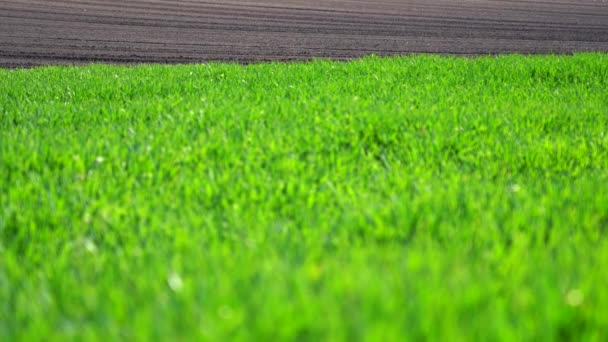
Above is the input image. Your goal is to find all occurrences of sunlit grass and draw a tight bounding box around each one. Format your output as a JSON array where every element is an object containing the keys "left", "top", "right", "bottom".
[{"left": 1, "top": 53, "right": 608, "bottom": 340}]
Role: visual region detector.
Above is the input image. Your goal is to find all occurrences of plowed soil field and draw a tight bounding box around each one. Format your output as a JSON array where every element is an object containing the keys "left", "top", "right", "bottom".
[{"left": 1, "top": 0, "right": 607, "bottom": 67}]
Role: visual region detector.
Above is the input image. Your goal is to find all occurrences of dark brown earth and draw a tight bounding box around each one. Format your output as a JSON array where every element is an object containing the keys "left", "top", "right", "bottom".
[{"left": 1, "top": 0, "right": 607, "bottom": 67}]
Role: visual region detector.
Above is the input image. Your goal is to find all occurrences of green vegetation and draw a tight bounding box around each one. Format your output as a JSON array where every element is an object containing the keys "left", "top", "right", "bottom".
[{"left": 1, "top": 54, "right": 608, "bottom": 340}]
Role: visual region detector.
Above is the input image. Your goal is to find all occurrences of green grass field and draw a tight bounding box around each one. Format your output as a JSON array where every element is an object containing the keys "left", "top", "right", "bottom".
[{"left": 1, "top": 54, "right": 608, "bottom": 340}]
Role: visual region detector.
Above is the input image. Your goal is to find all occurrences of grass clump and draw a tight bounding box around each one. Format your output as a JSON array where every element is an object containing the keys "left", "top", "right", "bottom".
[{"left": 1, "top": 53, "right": 608, "bottom": 340}]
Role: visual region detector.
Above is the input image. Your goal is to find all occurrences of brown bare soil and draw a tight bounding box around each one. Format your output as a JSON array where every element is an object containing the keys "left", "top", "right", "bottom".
[{"left": 1, "top": 0, "right": 607, "bottom": 67}]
